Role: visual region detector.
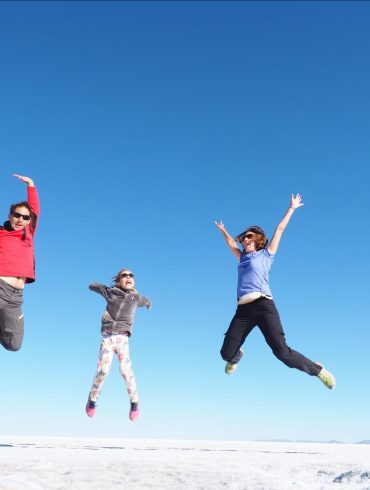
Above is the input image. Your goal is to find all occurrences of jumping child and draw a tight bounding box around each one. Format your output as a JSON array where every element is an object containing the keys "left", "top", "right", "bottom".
[{"left": 86, "top": 268, "right": 151, "bottom": 421}]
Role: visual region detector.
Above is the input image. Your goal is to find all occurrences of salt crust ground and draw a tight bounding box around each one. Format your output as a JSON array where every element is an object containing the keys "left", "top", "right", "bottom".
[{"left": 0, "top": 436, "right": 369, "bottom": 489}]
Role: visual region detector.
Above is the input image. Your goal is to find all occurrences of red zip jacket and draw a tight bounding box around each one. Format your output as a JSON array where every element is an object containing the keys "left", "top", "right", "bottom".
[{"left": 0, "top": 186, "right": 40, "bottom": 283}]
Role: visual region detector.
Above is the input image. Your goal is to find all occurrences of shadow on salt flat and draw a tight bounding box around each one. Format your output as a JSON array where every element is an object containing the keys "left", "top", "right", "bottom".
[
  {"left": 77, "top": 445, "right": 322, "bottom": 455},
  {"left": 317, "top": 469, "right": 370, "bottom": 485},
  {"left": 333, "top": 470, "right": 370, "bottom": 483},
  {"left": 2, "top": 442, "right": 323, "bottom": 456}
]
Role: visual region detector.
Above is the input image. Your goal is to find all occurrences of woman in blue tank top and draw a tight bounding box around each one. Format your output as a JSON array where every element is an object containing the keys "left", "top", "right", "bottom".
[{"left": 215, "top": 194, "right": 335, "bottom": 389}]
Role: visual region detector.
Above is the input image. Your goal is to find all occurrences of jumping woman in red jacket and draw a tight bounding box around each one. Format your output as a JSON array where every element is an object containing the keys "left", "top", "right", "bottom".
[{"left": 0, "top": 174, "right": 40, "bottom": 352}]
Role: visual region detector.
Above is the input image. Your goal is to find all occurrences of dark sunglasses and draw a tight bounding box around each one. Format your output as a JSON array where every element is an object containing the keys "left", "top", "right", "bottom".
[
  {"left": 120, "top": 273, "right": 134, "bottom": 279},
  {"left": 12, "top": 212, "right": 31, "bottom": 221},
  {"left": 241, "top": 233, "right": 255, "bottom": 241}
]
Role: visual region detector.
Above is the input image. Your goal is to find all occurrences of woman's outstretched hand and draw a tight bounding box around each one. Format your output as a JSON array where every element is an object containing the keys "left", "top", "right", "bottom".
[
  {"left": 215, "top": 220, "right": 226, "bottom": 233},
  {"left": 290, "top": 193, "right": 304, "bottom": 209},
  {"left": 215, "top": 220, "right": 242, "bottom": 260}
]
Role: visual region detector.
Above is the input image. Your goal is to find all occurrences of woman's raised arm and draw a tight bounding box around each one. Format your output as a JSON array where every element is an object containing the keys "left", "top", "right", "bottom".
[
  {"left": 215, "top": 221, "right": 242, "bottom": 261},
  {"left": 268, "top": 193, "right": 304, "bottom": 255}
]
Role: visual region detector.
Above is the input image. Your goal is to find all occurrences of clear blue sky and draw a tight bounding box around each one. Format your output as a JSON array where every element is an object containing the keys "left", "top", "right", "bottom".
[{"left": 1, "top": 1, "right": 369, "bottom": 443}]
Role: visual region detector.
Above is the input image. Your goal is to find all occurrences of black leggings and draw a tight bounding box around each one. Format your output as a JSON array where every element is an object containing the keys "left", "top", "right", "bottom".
[{"left": 220, "top": 297, "right": 320, "bottom": 376}]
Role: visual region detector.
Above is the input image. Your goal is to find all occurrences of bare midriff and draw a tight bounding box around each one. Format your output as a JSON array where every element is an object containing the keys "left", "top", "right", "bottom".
[{"left": 0, "top": 276, "right": 26, "bottom": 289}]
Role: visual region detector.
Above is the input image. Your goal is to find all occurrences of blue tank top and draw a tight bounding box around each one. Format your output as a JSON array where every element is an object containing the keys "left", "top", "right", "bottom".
[{"left": 237, "top": 248, "right": 275, "bottom": 299}]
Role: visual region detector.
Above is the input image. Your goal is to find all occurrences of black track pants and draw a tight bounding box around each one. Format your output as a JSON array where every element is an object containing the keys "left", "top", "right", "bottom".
[{"left": 220, "top": 297, "right": 321, "bottom": 376}]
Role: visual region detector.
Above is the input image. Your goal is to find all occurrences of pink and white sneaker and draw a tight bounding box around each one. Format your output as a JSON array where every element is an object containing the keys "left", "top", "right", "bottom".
[
  {"left": 86, "top": 398, "right": 96, "bottom": 417},
  {"left": 129, "top": 401, "right": 140, "bottom": 421}
]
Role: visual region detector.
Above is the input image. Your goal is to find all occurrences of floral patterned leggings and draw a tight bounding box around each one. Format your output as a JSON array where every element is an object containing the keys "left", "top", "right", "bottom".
[{"left": 88, "top": 332, "right": 138, "bottom": 403}]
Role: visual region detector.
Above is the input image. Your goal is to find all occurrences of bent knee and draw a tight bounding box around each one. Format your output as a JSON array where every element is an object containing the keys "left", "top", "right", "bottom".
[
  {"left": 272, "top": 346, "right": 292, "bottom": 363},
  {"left": 3, "top": 340, "right": 22, "bottom": 352},
  {"left": 97, "top": 369, "right": 109, "bottom": 378}
]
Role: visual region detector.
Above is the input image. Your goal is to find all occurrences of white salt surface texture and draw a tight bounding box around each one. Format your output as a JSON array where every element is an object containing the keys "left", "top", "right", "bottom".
[{"left": 0, "top": 436, "right": 369, "bottom": 489}]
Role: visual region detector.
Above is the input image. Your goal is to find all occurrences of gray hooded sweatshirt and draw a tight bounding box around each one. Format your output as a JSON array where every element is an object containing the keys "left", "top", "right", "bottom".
[{"left": 89, "top": 283, "right": 151, "bottom": 336}]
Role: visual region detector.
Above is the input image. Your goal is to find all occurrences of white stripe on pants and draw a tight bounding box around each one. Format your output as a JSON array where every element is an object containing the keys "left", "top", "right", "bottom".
[{"left": 89, "top": 332, "right": 138, "bottom": 403}]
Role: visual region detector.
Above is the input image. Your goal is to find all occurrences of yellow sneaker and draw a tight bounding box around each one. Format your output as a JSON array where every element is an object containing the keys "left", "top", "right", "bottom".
[
  {"left": 225, "top": 349, "right": 243, "bottom": 375},
  {"left": 225, "top": 362, "right": 238, "bottom": 375},
  {"left": 317, "top": 364, "right": 336, "bottom": 389}
]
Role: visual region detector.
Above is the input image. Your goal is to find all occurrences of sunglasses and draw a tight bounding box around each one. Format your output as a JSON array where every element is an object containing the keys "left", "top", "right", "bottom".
[
  {"left": 241, "top": 233, "right": 255, "bottom": 241},
  {"left": 12, "top": 212, "right": 31, "bottom": 221},
  {"left": 120, "top": 273, "right": 134, "bottom": 279}
]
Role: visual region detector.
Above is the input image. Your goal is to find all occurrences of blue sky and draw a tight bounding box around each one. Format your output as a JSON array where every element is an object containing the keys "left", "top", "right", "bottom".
[{"left": 1, "top": 1, "right": 369, "bottom": 443}]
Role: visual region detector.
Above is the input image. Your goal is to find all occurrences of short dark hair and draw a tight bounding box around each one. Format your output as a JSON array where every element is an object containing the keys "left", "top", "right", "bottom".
[{"left": 10, "top": 201, "right": 32, "bottom": 216}]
